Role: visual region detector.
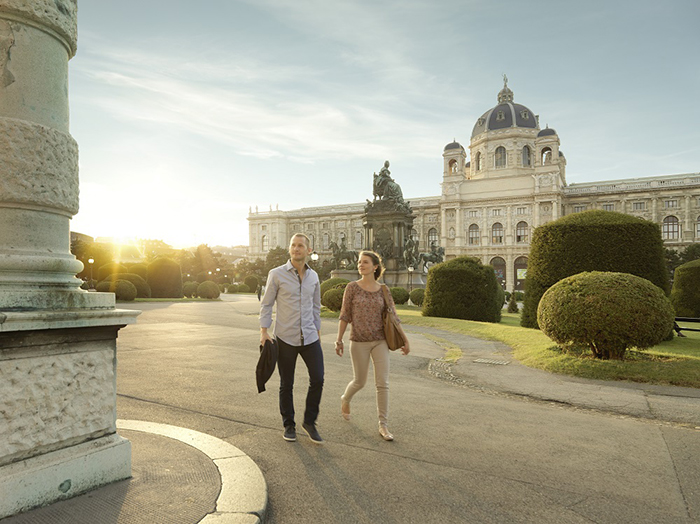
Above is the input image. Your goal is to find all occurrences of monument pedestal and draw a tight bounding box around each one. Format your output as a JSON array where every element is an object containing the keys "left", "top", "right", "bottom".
[{"left": 0, "top": 306, "right": 139, "bottom": 519}]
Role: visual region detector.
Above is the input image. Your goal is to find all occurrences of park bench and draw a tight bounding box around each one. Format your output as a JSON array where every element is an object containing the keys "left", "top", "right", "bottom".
[{"left": 675, "top": 317, "right": 700, "bottom": 335}]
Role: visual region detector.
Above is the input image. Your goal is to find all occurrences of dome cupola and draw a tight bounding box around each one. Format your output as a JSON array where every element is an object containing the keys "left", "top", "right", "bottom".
[{"left": 471, "top": 76, "right": 538, "bottom": 138}]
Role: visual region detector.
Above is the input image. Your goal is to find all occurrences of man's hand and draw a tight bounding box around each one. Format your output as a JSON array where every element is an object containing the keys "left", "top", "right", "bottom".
[{"left": 260, "top": 328, "right": 273, "bottom": 346}]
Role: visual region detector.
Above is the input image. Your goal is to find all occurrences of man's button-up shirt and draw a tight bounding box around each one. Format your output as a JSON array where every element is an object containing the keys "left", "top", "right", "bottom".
[{"left": 259, "top": 261, "right": 321, "bottom": 347}]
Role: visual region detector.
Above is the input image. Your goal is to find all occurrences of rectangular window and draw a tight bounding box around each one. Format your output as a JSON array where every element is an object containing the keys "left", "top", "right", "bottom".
[
  {"left": 468, "top": 210, "right": 478, "bottom": 218},
  {"left": 492, "top": 209, "right": 502, "bottom": 216},
  {"left": 573, "top": 205, "right": 587, "bottom": 213},
  {"left": 632, "top": 202, "right": 646, "bottom": 211},
  {"left": 516, "top": 207, "right": 527, "bottom": 215},
  {"left": 322, "top": 222, "right": 329, "bottom": 229},
  {"left": 306, "top": 223, "right": 314, "bottom": 231},
  {"left": 664, "top": 200, "right": 678, "bottom": 209},
  {"left": 602, "top": 203, "right": 615, "bottom": 211},
  {"left": 261, "top": 225, "right": 267, "bottom": 231}
]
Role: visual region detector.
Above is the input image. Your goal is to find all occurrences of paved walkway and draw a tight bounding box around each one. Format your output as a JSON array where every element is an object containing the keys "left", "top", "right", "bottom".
[{"left": 3, "top": 294, "right": 699, "bottom": 523}]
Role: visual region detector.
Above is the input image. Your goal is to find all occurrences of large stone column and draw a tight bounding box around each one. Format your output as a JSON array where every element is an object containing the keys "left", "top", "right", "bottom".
[{"left": 0, "top": 1, "right": 139, "bottom": 518}]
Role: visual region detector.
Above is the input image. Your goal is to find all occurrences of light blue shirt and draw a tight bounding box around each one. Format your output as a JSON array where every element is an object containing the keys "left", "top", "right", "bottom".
[{"left": 260, "top": 261, "right": 321, "bottom": 346}]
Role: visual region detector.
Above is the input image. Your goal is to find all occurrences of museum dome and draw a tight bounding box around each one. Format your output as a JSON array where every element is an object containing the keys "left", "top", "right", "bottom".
[
  {"left": 537, "top": 127, "right": 557, "bottom": 137},
  {"left": 471, "top": 78, "right": 538, "bottom": 138},
  {"left": 444, "top": 140, "right": 464, "bottom": 151}
]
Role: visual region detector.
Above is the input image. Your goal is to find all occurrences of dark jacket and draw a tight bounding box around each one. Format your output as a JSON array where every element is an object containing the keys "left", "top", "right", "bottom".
[{"left": 256, "top": 339, "right": 278, "bottom": 393}]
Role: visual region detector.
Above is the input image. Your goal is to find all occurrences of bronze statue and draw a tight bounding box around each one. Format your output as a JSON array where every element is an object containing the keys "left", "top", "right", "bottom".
[
  {"left": 417, "top": 241, "right": 444, "bottom": 272},
  {"left": 329, "top": 239, "right": 358, "bottom": 269},
  {"left": 403, "top": 236, "right": 419, "bottom": 269},
  {"left": 373, "top": 161, "right": 404, "bottom": 204}
]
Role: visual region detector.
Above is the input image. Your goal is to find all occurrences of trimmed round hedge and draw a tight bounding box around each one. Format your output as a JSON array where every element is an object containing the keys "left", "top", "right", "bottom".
[
  {"left": 227, "top": 283, "right": 239, "bottom": 293},
  {"left": 537, "top": 271, "right": 674, "bottom": 360},
  {"left": 320, "top": 277, "right": 350, "bottom": 299},
  {"left": 522, "top": 210, "right": 669, "bottom": 328},
  {"left": 183, "top": 281, "right": 198, "bottom": 298},
  {"left": 97, "top": 262, "right": 127, "bottom": 282},
  {"left": 197, "top": 281, "right": 221, "bottom": 299},
  {"left": 409, "top": 288, "right": 425, "bottom": 306},
  {"left": 390, "top": 287, "right": 409, "bottom": 305},
  {"left": 322, "top": 288, "right": 345, "bottom": 312},
  {"left": 96, "top": 279, "right": 137, "bottom": 301},
  {"left": 321, "top": 281, "right": 349, "bottom": 311},
  {"left": 237, "top": 283, "right": 250, "bottom": 293},
  {"left": 102, "top": 273, "right": 151, "bottom": 298},
  {"left": 671, "top": 259, "right": 700, "bottom": 317},
  {"left": 147, "top": 257, "right": 183, "bottom": 298},
  {"left": 422, "top": 257, "right": 502, "bottom": 322}
]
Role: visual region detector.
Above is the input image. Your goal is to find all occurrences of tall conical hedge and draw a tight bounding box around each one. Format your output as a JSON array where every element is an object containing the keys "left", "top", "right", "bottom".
[
  {"left": 147, "top": 257, "right": 183, "bottom": 298},
  {"left": 521, "top": 210, "right": 669, "bottom": 328}
]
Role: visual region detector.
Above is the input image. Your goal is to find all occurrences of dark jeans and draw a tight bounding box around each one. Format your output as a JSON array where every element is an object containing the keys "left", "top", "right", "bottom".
[{"left": 277, "top": 337, "right": 324, "bottom": 428}]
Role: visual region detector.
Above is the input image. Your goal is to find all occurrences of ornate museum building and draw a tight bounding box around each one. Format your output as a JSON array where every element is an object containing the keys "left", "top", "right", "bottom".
[{"left": 248, "top": 80, "right": 700, "bottom": 291}]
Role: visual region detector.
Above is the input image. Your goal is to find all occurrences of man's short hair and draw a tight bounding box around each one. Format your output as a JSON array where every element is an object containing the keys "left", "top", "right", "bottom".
[{"left": 290, "top": 233, "right": 311, "bottom": 248}]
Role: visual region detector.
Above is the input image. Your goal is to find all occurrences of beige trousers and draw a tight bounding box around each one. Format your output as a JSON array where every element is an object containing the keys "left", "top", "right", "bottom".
[{"left": 342, "top": 340, "right": 390, "bottom": 426}]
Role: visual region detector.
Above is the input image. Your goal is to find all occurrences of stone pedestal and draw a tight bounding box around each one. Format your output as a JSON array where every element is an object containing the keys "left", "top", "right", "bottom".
[
  {"left": 0, "top": 2, "right": 139, "bottom": 518},
  {"left": 363, "top": 201, "right": 415, "bottom": 271}
]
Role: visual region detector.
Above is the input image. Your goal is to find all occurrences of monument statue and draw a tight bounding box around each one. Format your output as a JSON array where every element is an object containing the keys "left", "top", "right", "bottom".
[
  {"left": 366, "top": 160, "right": 411, "bottom": 214},
  {"left": 417, "top": 241, "right": 445, "bottom": 273},
  {"left": 329, "top": 238, "right": 358, "bottom": 269},
  {"left": 403, "top": 236, "right": 419, "bottom": 269}
]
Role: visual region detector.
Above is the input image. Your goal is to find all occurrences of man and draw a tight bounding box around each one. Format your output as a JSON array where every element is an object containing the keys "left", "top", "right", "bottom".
[{"left": 260, "top": 233, "right": 324, "bottom": 444}]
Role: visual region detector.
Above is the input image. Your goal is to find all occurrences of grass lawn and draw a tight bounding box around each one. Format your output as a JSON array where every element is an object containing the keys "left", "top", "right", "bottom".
[{"left": 323, "top": 305, "right": 700, "bottom": 388}]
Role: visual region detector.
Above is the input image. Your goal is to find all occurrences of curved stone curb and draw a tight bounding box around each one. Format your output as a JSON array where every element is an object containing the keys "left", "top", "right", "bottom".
[{"left": 117, "top": 420, "right": 267, "bottom": 524}]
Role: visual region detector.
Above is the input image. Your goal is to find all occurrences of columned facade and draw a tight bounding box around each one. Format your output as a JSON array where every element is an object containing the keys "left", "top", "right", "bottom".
[{"left": 248, "top": 80, "right": 700, "bottom": 291}]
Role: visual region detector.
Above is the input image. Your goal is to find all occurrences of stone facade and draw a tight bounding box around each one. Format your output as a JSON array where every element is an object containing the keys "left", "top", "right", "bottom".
[{"left": 248, "top": 80, "right": 700, "bottom": 292}]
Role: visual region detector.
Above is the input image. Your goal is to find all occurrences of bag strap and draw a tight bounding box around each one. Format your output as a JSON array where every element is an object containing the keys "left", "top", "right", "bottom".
[{"left": 381, "top": 284, "right": 392, "bottom": 311}]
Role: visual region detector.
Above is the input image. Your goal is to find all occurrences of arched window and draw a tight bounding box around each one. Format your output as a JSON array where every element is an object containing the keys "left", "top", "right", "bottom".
[
  {"left": 492, "top": 222, "right": 504, "bottom": 244},
  {"left": 261, "top": 235, "right": 268, "bottom": 252},
  {"left": 514, "top": 256, "right": 528, "bottom": 291},
  {"left": 475, "top": 152, "right": 482, "bottom": 171},
  {"left": 662, "top": 216, "right": 679, "bottom": 240},
  {"left": 308, "top": 234, "right": 315, "bottom": 250},
  {"left": 516, "top": 221, "right": 529, "bottom": 243},
  {"left": 697, "top": 216, "right": 700, "bottom": 239},
  {"left": 410, "top": 228, "right": 419, "bottom": 242},
  {"left": 522, "top": 146, "right": 531, "bottom": 167},
  {"left": 428, "top": 228, "right": 438, "bottom": 247},
  {"left": 541, "top": 147, "right": 552, "bottom": 165},
  {"left": 490, "top": 257, "right": 506, "bottom": 288},
  {"left": 354, "top": 230, "right": 363, "bottom": 249},
  {"left": 468, "top": 224, "right": 480, "bottom": 245},
  {"left": 323, "top": 233, "right": 330, "bottom": 249},
  {"left": 495, "top": 146, "right": 506, "bottom": 168}
]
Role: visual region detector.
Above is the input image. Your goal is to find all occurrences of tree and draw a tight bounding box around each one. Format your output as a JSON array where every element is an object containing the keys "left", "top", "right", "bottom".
[
  {"left": 70, "top": 239, "right": 113, "bottom": 280},
  {"left": 266, "top": 246, "right": 289, "bottom": 273}
]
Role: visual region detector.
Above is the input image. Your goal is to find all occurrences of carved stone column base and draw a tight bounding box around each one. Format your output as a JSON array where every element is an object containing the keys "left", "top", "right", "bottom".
[{"left": 0, "top": 433, "right": 131, "bottom": 519}]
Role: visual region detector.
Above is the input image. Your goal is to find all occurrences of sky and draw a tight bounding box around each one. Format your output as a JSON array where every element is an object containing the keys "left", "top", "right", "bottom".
[{"left": 68, "top": 0, "right": 700, "bottom": 249}]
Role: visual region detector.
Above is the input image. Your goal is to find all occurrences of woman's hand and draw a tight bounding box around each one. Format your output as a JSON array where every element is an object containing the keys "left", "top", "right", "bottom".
[
  {"left": 335, "top": 340, "right": 344, "bottom": 356},
  {"left": 400, "top": 341, "right": 410, "bottom": 356}
]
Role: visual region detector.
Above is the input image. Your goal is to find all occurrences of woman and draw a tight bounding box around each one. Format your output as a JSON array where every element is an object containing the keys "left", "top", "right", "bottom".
[{"left": 335, "top": 250, "right": 410, "bottom": 441}]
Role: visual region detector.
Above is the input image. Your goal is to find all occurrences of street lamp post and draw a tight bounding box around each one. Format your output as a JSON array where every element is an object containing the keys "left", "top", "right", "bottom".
[
  {"left": 88, "top": 258, "right": 94, "bottom": 287},
  {"left": 408, "top": 266, "right": 414, "bottom": 295}
]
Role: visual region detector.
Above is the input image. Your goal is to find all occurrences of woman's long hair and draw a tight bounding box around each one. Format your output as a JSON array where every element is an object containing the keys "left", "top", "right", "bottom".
[{"left": 359, "top": 250, "right": 385, "bottom": 280}]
